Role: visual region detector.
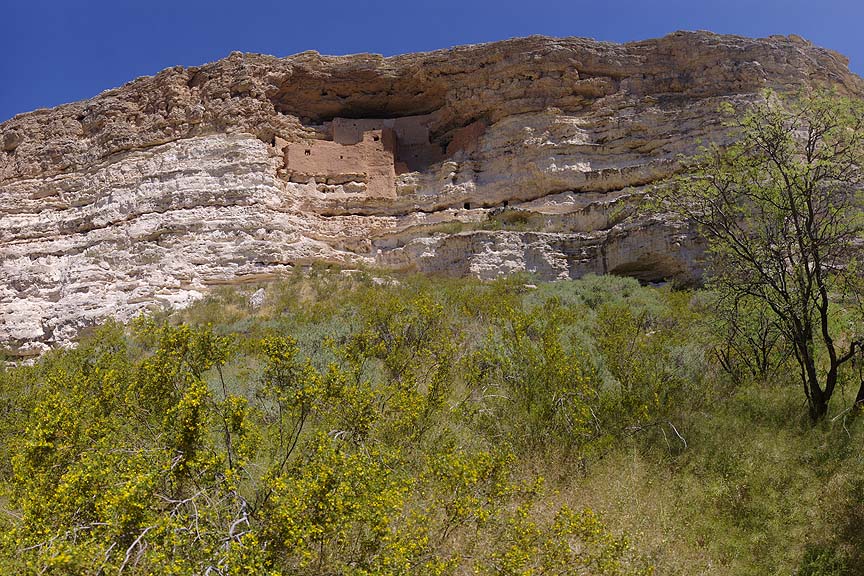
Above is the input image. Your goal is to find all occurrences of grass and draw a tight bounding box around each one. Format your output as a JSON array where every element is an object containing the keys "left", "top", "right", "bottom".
[
  {"left": 3, "top": 269, "right": 864, "bottom": 574},
  {"left": 173, "top": 269, "right": 864, "bottom": 574}
]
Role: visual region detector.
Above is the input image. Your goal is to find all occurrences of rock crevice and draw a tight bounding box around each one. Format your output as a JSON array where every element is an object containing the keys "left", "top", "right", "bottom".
[{"left": 1, "top": 31, "right": 861, "bottom": 354}]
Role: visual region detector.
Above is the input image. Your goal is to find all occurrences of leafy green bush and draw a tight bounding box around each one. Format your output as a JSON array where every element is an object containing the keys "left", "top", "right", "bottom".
[
  {"left": 0, "top": 275, "right": 654, "bottom": 575},
  {"left": 3, "top": 269, "right": 862, "bottom": 574},
  {"left": 464, "top": 298, "right": 598, "bottom": 454}
]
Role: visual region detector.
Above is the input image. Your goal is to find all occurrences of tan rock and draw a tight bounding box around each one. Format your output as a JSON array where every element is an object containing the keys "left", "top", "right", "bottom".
[{"left": 1, "top": 31, "right": 861, "bottom": 353}]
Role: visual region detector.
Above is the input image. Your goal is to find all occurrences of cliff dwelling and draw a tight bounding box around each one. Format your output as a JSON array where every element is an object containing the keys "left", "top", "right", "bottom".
[{"left": 283, "top": 114, "right": 448, "bottom": 198}]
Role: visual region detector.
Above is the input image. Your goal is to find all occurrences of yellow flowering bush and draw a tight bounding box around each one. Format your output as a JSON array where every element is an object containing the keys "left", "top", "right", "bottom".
[{"left": 0, "top": 278, "right": 655, "bottom": 575}]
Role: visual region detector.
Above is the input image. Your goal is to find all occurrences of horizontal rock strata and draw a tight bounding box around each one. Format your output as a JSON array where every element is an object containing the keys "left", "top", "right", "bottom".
[{"left": 1, "top": 31, "right": 862, "bottom": 354}]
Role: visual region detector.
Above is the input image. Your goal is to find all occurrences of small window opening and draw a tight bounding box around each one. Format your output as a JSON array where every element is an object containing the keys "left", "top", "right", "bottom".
[
  {"left": 373, "top": 135, "right": 380, "bottom": 142},
  {"left": 464, "top": 202, "right": 471, "bottom": 210},
  {"left": 304, "top": 149, "right": 311, "bottom": 156},
  {"left": 339, "top": 155, "right": 344, "bottom": 159}
]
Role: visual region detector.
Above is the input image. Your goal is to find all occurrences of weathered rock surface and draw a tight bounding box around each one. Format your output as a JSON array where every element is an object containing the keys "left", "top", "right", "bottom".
[{"left": 1, "top": 31, "right": 862, "bottom": 354}]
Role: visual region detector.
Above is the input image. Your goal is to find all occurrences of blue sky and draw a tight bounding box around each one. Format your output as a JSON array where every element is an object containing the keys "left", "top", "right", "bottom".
[{"left": 3, "top": 0, "right": 862, "bottom": 122}]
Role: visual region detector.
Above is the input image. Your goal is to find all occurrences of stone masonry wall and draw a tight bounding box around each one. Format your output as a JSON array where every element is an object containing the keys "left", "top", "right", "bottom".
[{"left": 284, "top": 128, "right": 397, "bottom": 198}]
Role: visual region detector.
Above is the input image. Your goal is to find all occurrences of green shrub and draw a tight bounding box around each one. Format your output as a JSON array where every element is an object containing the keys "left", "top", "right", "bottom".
[{"left": 4, "top": 269, "right": 860, "bottom": 574}]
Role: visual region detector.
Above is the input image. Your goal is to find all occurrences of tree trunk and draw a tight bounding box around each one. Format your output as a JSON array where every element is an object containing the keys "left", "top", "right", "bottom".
[
  {"left": 808, "top": 378, "right": 829, "bottom": 422},
  {"left": 809, "top": 397, "right": 829, "bottom": 421},
  {"left": 855, "top": 380, "right": 864, "bottom": 409}
]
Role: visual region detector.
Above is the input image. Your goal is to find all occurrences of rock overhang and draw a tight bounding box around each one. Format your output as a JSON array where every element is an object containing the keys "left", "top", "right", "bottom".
[{"left": 1, "top": 31, "right": 862, "bottom": 354}]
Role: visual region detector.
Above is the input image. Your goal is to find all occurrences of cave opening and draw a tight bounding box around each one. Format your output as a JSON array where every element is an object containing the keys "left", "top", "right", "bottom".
[
  {"left": 284, "top": 110, "right": 491, "bottom": 179},
  {"left": 609, "top": 255, "right": 683, "bottom": 285}
]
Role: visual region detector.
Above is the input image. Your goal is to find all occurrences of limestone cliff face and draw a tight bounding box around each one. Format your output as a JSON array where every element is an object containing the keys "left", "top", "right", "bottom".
[{"left": 2, "top": 31, "right": 862, "bottom": 354}]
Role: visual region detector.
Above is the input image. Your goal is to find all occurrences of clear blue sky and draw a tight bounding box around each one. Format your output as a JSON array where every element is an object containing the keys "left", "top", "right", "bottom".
[{"left": 3, "top": 0, "right": 862, "bottom": 122}]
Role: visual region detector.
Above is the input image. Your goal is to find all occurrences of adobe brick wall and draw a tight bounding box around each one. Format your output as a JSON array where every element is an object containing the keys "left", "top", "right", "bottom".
[
  {"left": 329, "top": 115, "right": 443, "bottom": 172},
  {"left": 329, "top": 115, "right": 432, "bottom": 145},
  {"left": 284, "top": 128, "right": 397, "bottom": 197},
  {"left": 283, "top": 114, "right": 448, "bottom": 195}
]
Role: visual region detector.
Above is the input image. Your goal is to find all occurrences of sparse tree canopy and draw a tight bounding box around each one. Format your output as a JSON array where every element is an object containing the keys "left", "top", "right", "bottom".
[{"left": 665, "top": 91, "right": 864, "bottom": 421}]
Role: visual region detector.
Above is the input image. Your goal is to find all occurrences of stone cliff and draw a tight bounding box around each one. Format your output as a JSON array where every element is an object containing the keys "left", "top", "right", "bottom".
[{"left": 2, "top": 31, "right": 862, "bottom": 355}]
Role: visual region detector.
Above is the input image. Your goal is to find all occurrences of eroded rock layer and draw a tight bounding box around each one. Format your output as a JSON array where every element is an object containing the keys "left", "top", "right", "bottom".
[{"left": 2, "top": 31, "right": 862, "bottom": 354}]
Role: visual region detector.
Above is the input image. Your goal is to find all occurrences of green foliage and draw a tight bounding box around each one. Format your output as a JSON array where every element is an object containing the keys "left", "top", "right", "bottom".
[
  {"left": 663, "top": 91, "right": 864, "bottom": 420},
  {"left": 708, "top": 293, "right": 792, "bottom": 386},
  {"left": 465, "top": 299, "right": 598, "bottom": 453},
  {"left": 3, "top": 269, "right": 863, "bottom": 574},
  {"left": 593, "top": 292, "right": 708, "bottom": 436},
  {"left": 478, "top": 503, "right": 650, "bottom": 576},
  {"left": 0, "top": 274, "right": 657, "bottom": 575}
]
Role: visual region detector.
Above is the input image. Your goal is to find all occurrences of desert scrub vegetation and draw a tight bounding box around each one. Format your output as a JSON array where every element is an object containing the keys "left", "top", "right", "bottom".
[{"left": 1, "top": 269, "right": 863, "bottom": 575}]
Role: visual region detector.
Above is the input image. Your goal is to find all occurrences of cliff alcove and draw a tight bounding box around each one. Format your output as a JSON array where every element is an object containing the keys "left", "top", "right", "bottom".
[{"left": 1, "top": 31, "right": 862, "bottom": 354}]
